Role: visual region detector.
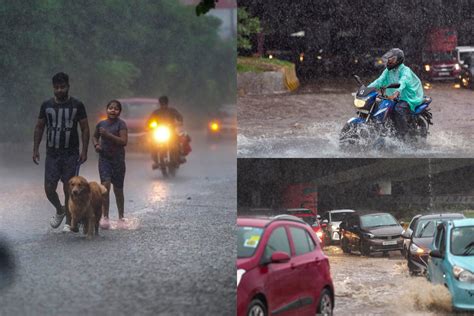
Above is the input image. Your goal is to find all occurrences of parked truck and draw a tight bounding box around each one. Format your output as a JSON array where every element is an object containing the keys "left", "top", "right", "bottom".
[{"left": 422, "top": 28, "right": 462, "bottom": 81}]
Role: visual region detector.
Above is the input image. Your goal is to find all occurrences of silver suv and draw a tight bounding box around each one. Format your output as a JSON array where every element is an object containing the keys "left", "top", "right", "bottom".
[{"left": 321, "top": 209, "right": 355, "bottom": 245}]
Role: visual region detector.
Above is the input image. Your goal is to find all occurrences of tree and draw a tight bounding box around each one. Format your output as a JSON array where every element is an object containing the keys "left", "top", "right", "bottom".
[{"left": 237, "top": 7, "right": 261, "bottom": 51}]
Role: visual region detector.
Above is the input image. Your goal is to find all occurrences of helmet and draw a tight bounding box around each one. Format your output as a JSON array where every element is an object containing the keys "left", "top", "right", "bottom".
[{"left": 382, "top": 48, "right": 404, "bottom": 70}]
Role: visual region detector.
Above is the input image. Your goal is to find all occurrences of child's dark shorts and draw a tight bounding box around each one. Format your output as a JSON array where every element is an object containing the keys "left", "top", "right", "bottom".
[
  {"left": 98, "top": 156, "right": 126, "bottom": 189},
  {"left": 45, "top": 150, "right": 79, "bottom": 187}
]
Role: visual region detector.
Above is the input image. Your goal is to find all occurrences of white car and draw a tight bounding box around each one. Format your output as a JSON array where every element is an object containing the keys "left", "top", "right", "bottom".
[{"left": 321, "top": 209, "right": 355, "bottom": 245}]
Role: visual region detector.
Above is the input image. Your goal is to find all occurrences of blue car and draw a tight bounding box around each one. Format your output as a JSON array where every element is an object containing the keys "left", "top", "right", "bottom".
[{"left": 426, "top": 219, "right": 474, "bottom": 312}]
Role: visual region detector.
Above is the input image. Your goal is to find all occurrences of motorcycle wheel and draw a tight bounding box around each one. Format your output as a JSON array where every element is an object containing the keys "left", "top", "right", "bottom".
[
  {"left": 160, "top": 167, "right": 168, "bottom": 178},
  {"left": 339, "top": 123, "right": 360, "bottom": 150},
  {"left": 410, "top": 116, "right": 428, "bottom": 146},
  {"left": 168, "top": 165, "right": 176, "bottom": 177}
]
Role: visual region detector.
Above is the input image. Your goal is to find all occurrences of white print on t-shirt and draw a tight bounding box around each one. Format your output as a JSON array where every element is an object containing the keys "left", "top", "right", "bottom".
[{"left": 45, "top": 107, "right": 77, "bottom": 149}]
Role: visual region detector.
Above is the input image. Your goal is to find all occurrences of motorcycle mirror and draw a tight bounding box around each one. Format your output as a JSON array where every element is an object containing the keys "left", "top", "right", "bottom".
[
  {"left": 386, "top": 83, "right": 401, "bottom": 89},
  {"left": 352, "top": 74, "right": 363, "bottom": 85}
]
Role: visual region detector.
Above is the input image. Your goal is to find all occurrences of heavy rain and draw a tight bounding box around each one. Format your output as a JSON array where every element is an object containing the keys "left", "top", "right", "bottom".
[
  {"left": 237, "top": 158, "right": 474, "bottom": 315},
  {"left": 237, "top": 0, "right": 474, "bottom": 158},
  {"left": 0, "top": 1, "right": 237, "bottom": 314}
]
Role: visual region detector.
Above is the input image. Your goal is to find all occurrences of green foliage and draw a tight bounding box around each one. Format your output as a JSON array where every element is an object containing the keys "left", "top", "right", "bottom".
[
  {"left": 237, "top": 7, "right": 261, "bottom": 51},
  {"left": 196, "top": 0, "right": 217, "bottom": 16},
  {"left": 0, "top": 0, "right": 235, "bottom": 141}
]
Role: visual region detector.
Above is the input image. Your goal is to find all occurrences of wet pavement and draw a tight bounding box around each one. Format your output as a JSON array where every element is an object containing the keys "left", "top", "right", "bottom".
[
  {"left": 0, "top": 132, "right": 236, "bottom": 315},
  {"left": 325, "top": 246, "right": 453, "bottom": 315},
  {"left": 238, "top": 80, "right": 474, "bottom": 158}
]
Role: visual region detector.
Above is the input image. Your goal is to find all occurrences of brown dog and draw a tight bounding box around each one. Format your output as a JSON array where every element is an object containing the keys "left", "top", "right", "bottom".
[{"left": 68, "top": 176, "right": 107, "bottom": 238}]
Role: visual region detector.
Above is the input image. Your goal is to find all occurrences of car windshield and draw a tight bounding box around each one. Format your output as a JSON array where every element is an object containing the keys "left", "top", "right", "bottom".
[
  {"left": 414, "top": 219, "right": 436, "bottom": 238},
  {"left": 360, "top": 213, "right": 398, "bottom": 228},
  {"left": 430, "top": 52, "right": 455, "bottom": 61},
  {"left": 121, "top": 102, "right": 157, "bottom": 119},
  {"left": 238, "top": 226, "right": 264, "bottom": 258},
  {"left": 331, "top": 212, "right": 353, "bottom": 222},
  {"left": 450, "top": 226, "right": 474, "bottom": 256},
  {"left": 460, "top": 52, "right": 474, "bottom": 64},
  {"left": 299, "top": 216, "right": 316, "bottom": 226}
]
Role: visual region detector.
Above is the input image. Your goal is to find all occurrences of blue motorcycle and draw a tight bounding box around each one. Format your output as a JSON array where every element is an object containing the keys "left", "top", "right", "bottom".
[{"left": 340, "top": 75, "right": 433, "bottom": 149}]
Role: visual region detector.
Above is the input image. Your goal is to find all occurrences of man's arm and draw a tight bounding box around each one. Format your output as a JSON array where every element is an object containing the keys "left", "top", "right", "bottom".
[
  {"left": 368, "top": 69, "right": 388, "bottom": 89},
  {"left": 79, "top": 118, "right": 90, "bottom": 163},
  {"left": 33, "top": 118, "right": 45, "bottom": 164}
]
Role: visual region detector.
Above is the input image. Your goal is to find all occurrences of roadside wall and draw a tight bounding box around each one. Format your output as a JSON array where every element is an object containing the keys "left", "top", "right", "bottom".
[{"left": 237, "top": 65, "right": 300, "bottom": 95}]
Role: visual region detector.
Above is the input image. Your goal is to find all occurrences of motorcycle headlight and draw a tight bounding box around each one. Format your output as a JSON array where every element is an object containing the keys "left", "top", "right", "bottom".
[
  {"left": 237, "top": 269, "right": 246, "bottom": 287},
  {"left": 410, "top": 243, "right": 425, "bottom": 254},
  {"left": 153, "top": 126, "right": 171, "bottom": 143},
  {"left": 354, "top": 98, "right": 367, "bottom": 108},
  {"left": 453, "top": 265, "right": 474, "bottom": 282}
]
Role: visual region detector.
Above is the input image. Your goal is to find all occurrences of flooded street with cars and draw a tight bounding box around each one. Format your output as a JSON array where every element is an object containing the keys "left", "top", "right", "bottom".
[
  {"left": 238, "top": 80, "right": 474, "bottom": 158},
  {"left": 325, "top": 246, "right": 453, "bottom": 315}
]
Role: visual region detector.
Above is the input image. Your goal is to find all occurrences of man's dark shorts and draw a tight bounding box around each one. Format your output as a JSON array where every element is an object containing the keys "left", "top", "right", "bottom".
[
  {"left": 98, "top": 156, "right": 126, "bottom": 189},
  {"left": 45, "top": 151, "right": 79, "bottom": 187}
]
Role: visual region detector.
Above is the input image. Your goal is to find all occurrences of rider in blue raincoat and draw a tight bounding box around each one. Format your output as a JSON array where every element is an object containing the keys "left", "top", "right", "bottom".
[{"left": 368, "top": 48, "right": 424, "bottom": 138}]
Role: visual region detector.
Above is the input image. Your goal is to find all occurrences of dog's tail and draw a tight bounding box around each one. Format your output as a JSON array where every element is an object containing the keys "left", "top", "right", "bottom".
[{"left": 98, "top": 184, "right": 108, "bottom": 196}]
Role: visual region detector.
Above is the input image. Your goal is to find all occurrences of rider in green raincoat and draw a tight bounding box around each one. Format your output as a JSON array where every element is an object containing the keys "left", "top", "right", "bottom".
[{"left": 368, "top": 48, "right": 424, "bottom": 138}]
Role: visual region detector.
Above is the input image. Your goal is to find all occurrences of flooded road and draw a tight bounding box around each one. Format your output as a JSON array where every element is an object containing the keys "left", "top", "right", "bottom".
[
  {"left": 0, "top": 132, "right": 236, "bottom": 315},
  {"left": 238, "top": 81, "right": 474, "bottom": 158},
  {"left": 325, "top": 246, "right": 453, "bottom": 315}
]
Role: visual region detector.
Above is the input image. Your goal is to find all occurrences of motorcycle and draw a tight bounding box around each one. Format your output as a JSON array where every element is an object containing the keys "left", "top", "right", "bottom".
[
  {"left": 339, "top": 75, "right": 433, "bottom": 150},
  {"left": 149, "top": 120, "right": 183, "bottom": 178}
]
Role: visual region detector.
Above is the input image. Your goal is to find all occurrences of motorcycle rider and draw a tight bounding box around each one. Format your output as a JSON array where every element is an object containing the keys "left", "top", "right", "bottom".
[
  {"left": 147, "top": 95, "right": 186, "bottom": 169},
  {"left": 368, "top": 48, "right": 424, "bottom": 139}
]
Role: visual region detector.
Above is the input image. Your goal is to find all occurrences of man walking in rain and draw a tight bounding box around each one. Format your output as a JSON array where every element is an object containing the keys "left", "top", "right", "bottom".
[
  {"left": 368, "top": 48, "right": 424, "bottom": 139},
  {"left": 33, "top": 72, "right": 90, "bottom": 232}
]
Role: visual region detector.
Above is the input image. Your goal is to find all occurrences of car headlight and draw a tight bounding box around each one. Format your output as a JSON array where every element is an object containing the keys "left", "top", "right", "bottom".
[
  {"left": 453, "top": 265, "right": 474, "bottom": 282},
  {"left": 237, "top": 269, "right": 246, "bottom": 287},
  {"left": 454, "top": 63, "right": 461, "bottom": 71},
  {"left": 316, "top": 230, "right": 324, "bottom": 241},
  {"left": 424, "top": 64, "right": 431, "bottom": 72},
  {"left": 410, "top": 243, "right": 425, "bottom": 254}
]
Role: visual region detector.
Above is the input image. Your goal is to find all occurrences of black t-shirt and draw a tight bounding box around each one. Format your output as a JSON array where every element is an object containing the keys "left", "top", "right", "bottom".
[
  {"left": 147, "top": 107, "right": 183, "bottom": 125},
  {"left": 38, "top": 97, "right": 87, "bottom": 153}
]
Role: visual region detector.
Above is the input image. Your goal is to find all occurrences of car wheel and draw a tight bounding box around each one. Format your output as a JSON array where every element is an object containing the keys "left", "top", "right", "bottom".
[
  {"left": 247, "top": 298, "right": 267, "bottom": 316},
  {"left": 360, "top": 241, "right": 370, "bottom": 256},
  {"left": 341, "top": 238, "right": 351, "bottom": 254},
  {"left": 316, "top": 288, "right": 333, "bottom": 316}
]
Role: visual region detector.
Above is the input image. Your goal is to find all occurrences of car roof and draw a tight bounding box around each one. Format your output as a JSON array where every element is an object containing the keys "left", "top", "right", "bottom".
[
  {"left": 456, "top": 46, "right": 474, "bottom": 52},
  {"left": 328, "top": 209, "right": 355, "bottom": 213},
  {"left": 118, "top": 98, "right": 159, "bottom": 104},
  {"left": 237, "top": 215, "right": 307, "bottom": 228},
  {"left": 418, "top": 213, "right": 465, "bottom": 220},
  {"left": 358, "top": 212, "right": 393, "bottom": 217},
  {"left": 452, "top": 218, "right": 474, "bottom": 227}
]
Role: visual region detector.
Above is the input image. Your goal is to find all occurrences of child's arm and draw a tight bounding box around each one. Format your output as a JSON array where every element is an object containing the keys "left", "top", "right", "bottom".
[
  {"left": 99, "top": 127, "right": 127, "bottom": 146},
  {"left": 93, "top": 125, "right": 101, "bottom": 152}
]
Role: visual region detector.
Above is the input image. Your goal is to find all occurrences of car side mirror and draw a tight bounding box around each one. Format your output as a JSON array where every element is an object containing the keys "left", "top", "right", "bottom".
[
  {"left": 429, "top": 249, "right": 444, "bottom": 259},
  {"left": 270, "top": 251, "right": 291, "bottom": 264},
  {"left": 401, "top": 230, "right": 412, "bottom": 239}
]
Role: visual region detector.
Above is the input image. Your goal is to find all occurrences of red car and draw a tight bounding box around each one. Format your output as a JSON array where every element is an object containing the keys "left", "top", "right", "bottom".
[
  {"left": 285, "top": 208, "right": 324, "bottom": 244},
  {"left": 237, "top": 215, "right": 334, "bottom": 316}
]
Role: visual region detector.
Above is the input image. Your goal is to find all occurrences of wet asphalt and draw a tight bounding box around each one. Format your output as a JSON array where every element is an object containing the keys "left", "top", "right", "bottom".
[{"left": 0, "top": 133, "right": 236, "bottom": 315}]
